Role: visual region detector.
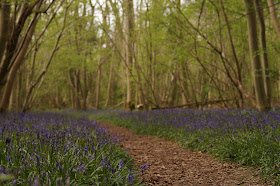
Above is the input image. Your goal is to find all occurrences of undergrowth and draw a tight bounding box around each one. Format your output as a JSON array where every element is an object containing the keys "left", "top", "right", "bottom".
[
  {"left": 87, "top": 109, "right": 280, "bottom": 184},
  {"left": 0, "top": 111, "right": 142, "bottom": 185}
]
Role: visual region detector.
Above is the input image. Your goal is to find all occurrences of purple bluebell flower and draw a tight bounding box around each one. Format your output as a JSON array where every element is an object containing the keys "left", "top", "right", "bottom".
[
  {"left": 119, "top": 159, "right": 125, "bottom": 169},
  {"left": 12, "top": 179, "right": 17, "bottom": 184},
  {"left": 128, "top": 174, "right": 137, "bottom": 184},
  {"left": 139, "top": 163, "right": 150, "bottom": 174},
  {"left": 76, "top": 163, "right": 86, "bottom": 173},
  {"left": 83, "top": 147, "right": 88, "bottom": 156},
  {"left": 6, "top": 155, "right": 12, "bottom": 163}
]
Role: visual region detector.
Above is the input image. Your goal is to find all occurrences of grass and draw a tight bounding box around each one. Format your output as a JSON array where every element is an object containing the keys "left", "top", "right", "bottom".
[
  {"left": 0, "top": 111, "right": 142, "bottom": 185},
  {"left": 86, "top": 108, "right": 280, "bottom": 184}
]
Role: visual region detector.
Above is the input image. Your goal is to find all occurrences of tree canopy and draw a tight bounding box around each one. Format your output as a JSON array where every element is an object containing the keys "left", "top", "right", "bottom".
[{"left": 1, "top": 0, "right": 280, "bottom": 111}]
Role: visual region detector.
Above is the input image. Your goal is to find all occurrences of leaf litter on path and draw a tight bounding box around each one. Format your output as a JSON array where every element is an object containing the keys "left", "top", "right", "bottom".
[{"left": 98, "top": 122, "right": 268, "bottom": 185}]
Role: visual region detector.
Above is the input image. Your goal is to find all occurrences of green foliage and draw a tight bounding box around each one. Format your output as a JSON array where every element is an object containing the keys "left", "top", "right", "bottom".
[{"left": 18, "top": 0, "right": 280, "bottom": 110}]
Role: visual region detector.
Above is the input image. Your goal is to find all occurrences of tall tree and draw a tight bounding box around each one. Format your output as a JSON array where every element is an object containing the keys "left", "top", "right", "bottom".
[
  {"left": 0, "top": 0, "right": 52, "bottom": 93},
  {"left": 255, "top": 0, "right": 271, "bottom": 109},
  {"left": 0, "top": 1, "right": 43, "bottom": 111},
  {"left": 124, "top": 0, "right": 135, "bottom": 110},
  {"left": 0, "top": 0, "right": 63, "bottom": 112},
  {"left": 243, "top": 0, "right": 268, "bottom": 111}
]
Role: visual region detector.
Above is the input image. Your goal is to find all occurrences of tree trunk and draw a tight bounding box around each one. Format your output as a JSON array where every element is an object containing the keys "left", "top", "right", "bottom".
[
  {"left": 68, "top": 69, "right": 75, "bottom": 109},
  {"left": 179, "top": 64, "right": 188, "bottom": 108},
  {"left": 55, "top": 85, "right": 60, "bottom": 108},
  {"left": 244, "top": 0, "right": 268, "bottom": 111},
  {"left": 105, "top": 50, "right": 114, "bottom": 108},
  {"left": 267, "top": 0, "right": 280, "bottom": 38},
  {"left": 169, "top": 71, "right": 178, "bottom": 106},
  {"left": 0, "top": 4, "right": 41, "bottom": 112},
  {"left": 15, "top": 71, "right": 21, "bottom": 111},
  {"left": 8, "top": 83, "right": 14, "bottom": 110},
  {"left": 95, "top": 43, "right": 102, "bottom": 109},
  {"left": 74, "top": 69, "right": 81, "bottom": 109},
  {"left": 175, "top": 0, "right": 188, "bottom": 108},
  {"left": 0, "top": 1, "right": 11, "bottom": 63},
  {"left": 122, "top": 40, "right": 127, "bottom": 107},
  {"left": 81, "top": 58, "right": 88, "bottom": 110},
  {"left": 0, "top": 1, "right": 38, "bottom": 91},
  {"left": 125, "top": 0, "right": 134, "bottom": 109},
  {"left": 255, "top": 0, "right": 271, "bottom": 109}
]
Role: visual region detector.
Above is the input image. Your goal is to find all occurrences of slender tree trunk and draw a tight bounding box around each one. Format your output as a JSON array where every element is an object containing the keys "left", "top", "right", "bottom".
[
  {"left": 244, "top": 0, "right": 268, "bottom": 111},
  {"left": 255, "top": 0, "right": 271, "bottom": 108},
  {"left": 68, "top": 69, "right": 75, "bottom": 109},
  {"left": 108, "top": 0, "right": 125, "bottom": 107},
  {"left": 179, "top": 64, "right": 188, "bottom": 107},
  {"left": 175, "top": 0, "right": 188, "bottom": 107},
  {"left": 169, "top": 71, "right": 178, "bottom": 106},
  {"left": 96, "top": 43, "right": 102, "bottom": 109},
  {"left": 125, "top": 0, "right": 134, "bottom": 109},
  {"left": 55, "top": 85, "right": 60, "bottom": 108},
  {"left": 121, "top": 38, "right": 127, "bottom": 107},
  {"left": 15, "top": 70, "right": 22, "bottom": 111},
  {"left": 267, "top": 0, "right": 280, "bottom": 38},
  {"left": 74, "top": 69, "right": 81, "bottom": 109},
  {"left": 0, "top": 0, "right": 11, "bottom": 62},
  {"left": 105, "top": 51, "right": 114, "bottom": 108},
  {"left": 81, "top": 58, "right": 88, "bottom": 110},
  {"left": 8, "top": 83, "right": 14, "bottom": 110}
]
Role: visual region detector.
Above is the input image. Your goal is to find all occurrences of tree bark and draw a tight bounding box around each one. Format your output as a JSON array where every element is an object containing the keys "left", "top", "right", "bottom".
[
  {"left": 122, "top": 39, "right": 127, "bottom": 108},
  {"left": 74, "top": 69, "right": 81, "bottom": 109},
  {"left": 267, "top": 0, "right": 280, "bottom": 38},
  {"left": 68, "top": 69, "right": 75, "bottom": 109},
  {"left": 0, "top": 0, "right": 11, "bottom": 63},
  {"left": 105, "top": 50, "right": 114, "bottom": 108},
  {"left": 125, "top": 0, "right": 134, "bottom": 108},
  {"left": 95, "top": 42, "right": 102, "bottom": 109},
  {"left": 68, "top": 68, "right": 81, "bottom": 110},
  {"left": 16, "top": 71, "right": 21, "bottom": 111},
  {"left": 0, "top": 1, "right": 38, "bottom": 90},
  {"left": 179, "top": 64, "right": 188, "bottom": 107},
  {"left": 0, "top": 2, "right": 41, "bottom": 112},
  {"left": 255, "top": 0, "right": 271, "bottom": 109},
  {"left": 244, "top": 0, "right": 268, "bottom": 111},
  {"left": 81, "top": 58, "right": 88, "bottom": 110}
]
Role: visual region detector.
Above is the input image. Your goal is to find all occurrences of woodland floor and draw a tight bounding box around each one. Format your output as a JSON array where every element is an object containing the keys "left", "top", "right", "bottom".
[{"left": 98, "top": 122, "right": 269, "bottom": 186}]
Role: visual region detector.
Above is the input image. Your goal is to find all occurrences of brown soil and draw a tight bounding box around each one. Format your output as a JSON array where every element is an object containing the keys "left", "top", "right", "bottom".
[{"left": 98, "top": 122, "right": 268, "bottom": 186}]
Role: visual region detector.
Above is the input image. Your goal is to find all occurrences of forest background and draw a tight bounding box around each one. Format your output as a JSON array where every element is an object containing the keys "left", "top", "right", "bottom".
[{"left": 0, "top": 0, "right": 280, "bottom": 112}]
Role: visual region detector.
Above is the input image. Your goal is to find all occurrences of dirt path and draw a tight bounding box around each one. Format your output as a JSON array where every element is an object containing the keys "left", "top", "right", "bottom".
[{"left": 98, "top": 122, "right": 267, "bottom": 185}]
